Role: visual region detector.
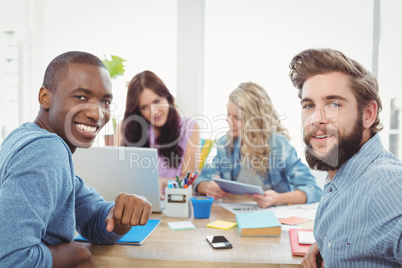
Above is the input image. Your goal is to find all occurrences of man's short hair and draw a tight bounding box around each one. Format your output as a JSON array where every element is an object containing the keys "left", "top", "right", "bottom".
[
  {"left": 289, "top": 48, "right": 383, "bottom": 135},
  {"left": 42, "top": 51, "right": 107, "bottom": 92}
]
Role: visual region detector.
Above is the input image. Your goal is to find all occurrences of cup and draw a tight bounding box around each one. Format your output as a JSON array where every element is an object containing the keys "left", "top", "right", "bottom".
[
  {"left": 191, "top": 196, "right": 214, "bottom": 219},
  {"left": 165, "top": 185, "right": 192, "bottom": 217}
]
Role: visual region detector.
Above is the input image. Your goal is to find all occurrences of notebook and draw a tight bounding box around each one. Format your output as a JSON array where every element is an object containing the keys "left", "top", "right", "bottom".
[
  {"left": 75, "top": 219, "right": 161, "bottom": 245},
  {"left": 289, "top": 229, "right": 314, "bottom": 256},
  {"left": 235, "top": 210, "right": 281, "bottom": 237},
  {"left": 73, "top": 146, "right": 164, "bottom": 212}
]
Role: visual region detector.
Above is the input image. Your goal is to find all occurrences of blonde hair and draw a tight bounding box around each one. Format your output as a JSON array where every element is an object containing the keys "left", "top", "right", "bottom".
[{"left": 228, "top": 82, "right": 289, "bottom": 175}]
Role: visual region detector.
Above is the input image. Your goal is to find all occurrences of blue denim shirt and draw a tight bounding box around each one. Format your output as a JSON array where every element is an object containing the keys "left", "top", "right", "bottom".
[{"left": 194, "top": 134, "right": 322, "bottom": 203}]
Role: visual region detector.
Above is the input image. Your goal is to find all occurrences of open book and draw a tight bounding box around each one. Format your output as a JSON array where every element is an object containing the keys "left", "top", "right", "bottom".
[{"left": 75, "top": 219, "right": 161, "bottom": 246}]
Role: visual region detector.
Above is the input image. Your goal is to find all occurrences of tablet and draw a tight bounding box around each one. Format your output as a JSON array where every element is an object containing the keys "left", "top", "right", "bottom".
[{"left": 212, "top": 178, "right": 264, "bottom": 195}]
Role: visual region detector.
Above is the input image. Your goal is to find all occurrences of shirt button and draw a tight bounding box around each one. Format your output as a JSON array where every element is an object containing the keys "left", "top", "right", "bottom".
[{"left": 328, "top": 242, "right": 331, "bottom": 249}]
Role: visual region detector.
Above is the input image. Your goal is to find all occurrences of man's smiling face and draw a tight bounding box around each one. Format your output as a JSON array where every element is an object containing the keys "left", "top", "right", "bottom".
[
  {"left": 301, "top": 71, "right": 363, "bottom": 170},
  {"left": 47, "top": 63, "right": 113, "bottom": 151}
]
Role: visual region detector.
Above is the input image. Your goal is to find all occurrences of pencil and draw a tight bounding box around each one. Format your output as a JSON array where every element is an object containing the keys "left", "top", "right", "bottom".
[{"left": 176, "top": 176, "right": 182, "bottom": 188}]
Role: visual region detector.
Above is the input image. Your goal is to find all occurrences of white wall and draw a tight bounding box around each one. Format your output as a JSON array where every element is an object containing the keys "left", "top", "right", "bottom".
[
  {"left": 1, "top": 0, "right": 402, "bottom": 161},
  {"left": 0, "top": 0, "right": 31, "bottom": 137},
  {"left": 42, "top": 0, "right": 178, "bottom": 142},
  {"left": 203, "top": 0, "right": 375, "bottom": 161},
  {"left": 377, "top": 0, "right": 402, "bottom": 153}
]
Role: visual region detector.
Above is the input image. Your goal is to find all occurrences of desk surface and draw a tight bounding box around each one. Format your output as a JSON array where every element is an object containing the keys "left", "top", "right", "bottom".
[{"left": 83, "top": 196, "right": 307, "bottom": 267}]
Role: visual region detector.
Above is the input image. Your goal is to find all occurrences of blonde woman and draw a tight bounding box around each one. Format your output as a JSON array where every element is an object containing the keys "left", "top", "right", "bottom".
[{"left": 195, "top": 82, "right": 322, "bottom": 208}]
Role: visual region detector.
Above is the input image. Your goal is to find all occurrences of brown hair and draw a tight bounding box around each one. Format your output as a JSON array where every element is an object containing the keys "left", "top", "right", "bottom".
[
  {"left": 289, "top": 48, "right": 382, "bottom": 135},
  {"left": 122, "top": 70, "right": 182, "bottom": 168}
]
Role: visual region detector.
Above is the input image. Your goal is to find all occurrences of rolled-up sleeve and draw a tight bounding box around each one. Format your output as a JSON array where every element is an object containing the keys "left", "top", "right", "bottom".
[
  {"left": 274, "top": 135, "right": 322, "bottom": 203},
  {"left": 194, "top": 137, "right": 229, "bottom": 192},
  {"left": 74, "top": 175, "right": 123, "bottom": 244}
]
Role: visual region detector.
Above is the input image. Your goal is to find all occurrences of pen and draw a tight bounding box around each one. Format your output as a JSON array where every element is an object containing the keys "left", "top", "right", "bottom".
[
  {"left": 187, "top": 172, "right": 198, "bottom": 186},
  {"left": 176, "top": 175, "right": 182, "bottom": 188},
  {"left": 185, "top": 171, "right": 191, "bottom": 180}
]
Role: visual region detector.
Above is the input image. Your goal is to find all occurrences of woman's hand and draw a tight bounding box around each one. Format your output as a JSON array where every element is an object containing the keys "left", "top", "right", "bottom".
[
  {"left": 205, "top": 180, "right": 229, "bottom": 200},
  {"left": 159, "top": 177, "right": 171, "bottom": 200},
  {"left": 246, "top": 189, "right": 307, "bottom": 208},
  {"left": 245, "top": 190, "right": 279, "bottom": 208}
]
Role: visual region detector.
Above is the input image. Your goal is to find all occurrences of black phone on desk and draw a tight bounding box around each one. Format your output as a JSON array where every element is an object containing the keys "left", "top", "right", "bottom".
[{"left": 206, "top": 236, "right": 233, "bottom": 249}]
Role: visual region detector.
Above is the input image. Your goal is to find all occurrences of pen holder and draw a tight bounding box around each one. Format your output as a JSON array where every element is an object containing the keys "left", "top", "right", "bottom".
[
  {"left": 191, "top": 196, "right": 214, "bottom": 219},
  {"left": 165, "top": 185, "right": 192, "bottom": 217}
]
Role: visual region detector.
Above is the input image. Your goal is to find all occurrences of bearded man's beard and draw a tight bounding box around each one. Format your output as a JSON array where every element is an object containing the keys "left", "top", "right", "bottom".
[{"left": 303, "top": 118, "right": 364, "bottom": 171}]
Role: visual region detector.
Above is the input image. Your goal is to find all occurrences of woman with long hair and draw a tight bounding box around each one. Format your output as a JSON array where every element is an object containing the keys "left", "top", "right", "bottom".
[
  {"left": 115, "top": 70, "right": 199, "bottom": 199},
  {"left": 194, "top": 82, "right": 322, "bottom": 208}
]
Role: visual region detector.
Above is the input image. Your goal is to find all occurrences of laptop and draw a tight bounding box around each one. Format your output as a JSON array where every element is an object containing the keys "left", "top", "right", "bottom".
[{"left": 72, "top": 146, "right": 164, "bottom": 213}]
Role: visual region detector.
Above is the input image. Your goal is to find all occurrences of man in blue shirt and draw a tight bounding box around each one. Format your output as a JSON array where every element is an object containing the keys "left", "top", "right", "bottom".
[
  {"left": 289, "top": 48, "right": 402, "bottom": 267},
  {"left": 0, "top": 51, "right": 152, "bottom": 267}
]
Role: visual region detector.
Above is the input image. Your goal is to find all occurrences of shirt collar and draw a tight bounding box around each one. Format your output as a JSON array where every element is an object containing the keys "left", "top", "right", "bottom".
[{"left": 331, "top": 134, "right": 383, "bottom": 193}]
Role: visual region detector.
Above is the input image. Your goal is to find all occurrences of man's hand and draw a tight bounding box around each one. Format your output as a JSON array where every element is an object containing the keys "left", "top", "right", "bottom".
[
  {"left": 245, "top": 190, "right": 279, "bottom": 208},
  {"left": 105, "top": 193, "right": 152, "bottom": 235},
  {"left": 47, "top": 241, "right": 94, "bottom": 267},
  {"left": 302, "top": 242, "right": 324, "bottom": 268}
]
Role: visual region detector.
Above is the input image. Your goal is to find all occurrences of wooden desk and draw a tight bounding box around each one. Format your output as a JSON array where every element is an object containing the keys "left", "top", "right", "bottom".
[{"left": 83, "top": 196, "right": 305, "bottom": 267}]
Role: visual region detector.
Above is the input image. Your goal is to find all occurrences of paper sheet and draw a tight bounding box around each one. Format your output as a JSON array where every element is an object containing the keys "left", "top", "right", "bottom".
[
  {"left": 218, "top": 202, "right": 318, "bottom": 220},
  {"left": 279, "top": 216, "right": 311, "bottom": 225},
  {"left": 167, "top": 221, "right": 196, "bottom": 231}
]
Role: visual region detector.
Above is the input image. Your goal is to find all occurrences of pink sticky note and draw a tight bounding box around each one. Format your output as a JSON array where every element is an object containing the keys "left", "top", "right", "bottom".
[{"left": 279, "top": 216, "right": 310, "bottom": 225}]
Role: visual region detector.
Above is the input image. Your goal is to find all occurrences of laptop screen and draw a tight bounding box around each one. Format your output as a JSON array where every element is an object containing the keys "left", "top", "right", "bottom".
[{"left": 72, "top": 146, "right": 164, "bottom": 213}]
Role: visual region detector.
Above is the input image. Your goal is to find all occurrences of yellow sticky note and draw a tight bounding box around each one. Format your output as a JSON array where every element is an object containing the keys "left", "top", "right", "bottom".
[{"left": 207, "top": 220, "right": 237, "bottom": 230}]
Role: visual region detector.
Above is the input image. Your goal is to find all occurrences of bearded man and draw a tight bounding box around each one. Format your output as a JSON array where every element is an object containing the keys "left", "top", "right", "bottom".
[{"left": 289, "top": 48, "right": 402, "bottom": 268}]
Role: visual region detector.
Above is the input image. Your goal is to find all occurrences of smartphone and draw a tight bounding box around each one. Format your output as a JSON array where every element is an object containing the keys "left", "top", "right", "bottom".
[{"left": 206, "top": 236, "right": 233, "bottom": 249}]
